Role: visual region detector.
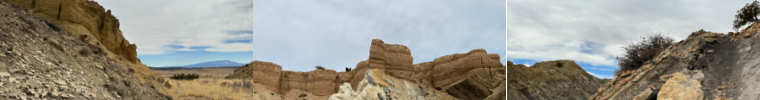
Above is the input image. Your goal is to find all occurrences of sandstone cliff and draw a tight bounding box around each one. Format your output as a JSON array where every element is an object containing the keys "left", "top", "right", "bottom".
[
  {"left": 1, "top": 0, "right": 163, "bottom": 92},
  {"left": 0, "top": 1, "right": 166, "bottom": 99},
  {"left": 507, "top": 60, "right": 609, "bottom": 100},
  {"left": 590, "top": 23, "right": 760, "bottom": 100},
  {"left": 228, "top": 39, "right": 507, "bottom": 99}
]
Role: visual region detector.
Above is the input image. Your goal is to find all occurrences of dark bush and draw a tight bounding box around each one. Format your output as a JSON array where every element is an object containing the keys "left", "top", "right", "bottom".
[
  {"left": 315, "top": 65, "right": 325, "bottom": 70},
  {"left": 555, "top": 62, "right": 563, "bottom": 67},
  {"left": 170, "top": 73, "right": 199, "bottom": 80},
  {"left": 734, "top": 0, "right": 760, "bottom": 31},
  {"left": 345, "top": 67, "right": 352, "bottom": 72},
  {"left": 616, "top": 33, "right": 674, "bottom": 74}
]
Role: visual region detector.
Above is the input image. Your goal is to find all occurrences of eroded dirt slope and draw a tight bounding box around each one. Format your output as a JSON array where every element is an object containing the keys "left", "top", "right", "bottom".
[
  {"left": 0, "top": 1, "right": 166, "bottom": 99},
  {"left": 507, "top": 60, "right": 609, "bottom": 100}
]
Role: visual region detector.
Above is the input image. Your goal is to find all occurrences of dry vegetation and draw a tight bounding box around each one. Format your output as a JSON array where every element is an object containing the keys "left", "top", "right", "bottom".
[{"left": 153, "top": 68, "right": 281, "bottom": 100}]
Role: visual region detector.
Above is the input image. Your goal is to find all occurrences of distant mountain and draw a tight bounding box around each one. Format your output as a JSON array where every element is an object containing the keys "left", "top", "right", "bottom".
[{"left": 166, "top": 60, "right": 246, "bottom": 68}]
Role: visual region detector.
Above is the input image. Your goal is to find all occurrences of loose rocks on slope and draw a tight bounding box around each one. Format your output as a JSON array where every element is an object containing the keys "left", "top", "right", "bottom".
[{"left": 0, "top": 1, "right": 166, "bottom": 100}]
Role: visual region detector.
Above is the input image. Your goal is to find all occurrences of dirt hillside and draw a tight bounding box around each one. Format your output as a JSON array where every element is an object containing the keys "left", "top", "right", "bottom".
[
  {"left": 0, "top": 1, "right": 167, "bottom": 99},
  {"left": 507, "top": 60, "right": 609, "bottom": 100}
]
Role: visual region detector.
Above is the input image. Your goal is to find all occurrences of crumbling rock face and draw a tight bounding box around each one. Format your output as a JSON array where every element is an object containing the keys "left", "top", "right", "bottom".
[
  {"left": 1, "top": 0, "right": 162, "bottom": 92},
  {"left": 589, "top": 28, "right": 760, "bottom": 100},
  {"left": 0, "top": 1, "right": 165, "bottom": 99},
  {"left": 225, "top": 61, "right": 282, "bottom": 93},
  {"left": 328, "top": 69, "right": 458, "bottom": 100},
  {"left": 2, "top": 0, "right": 139, "bottom": 64},
  {"left": 368, "top": 39, "right": 415, "bottom": 81},
  {"left": 507, "top": 60, "right": 608, "bottom": 100}
]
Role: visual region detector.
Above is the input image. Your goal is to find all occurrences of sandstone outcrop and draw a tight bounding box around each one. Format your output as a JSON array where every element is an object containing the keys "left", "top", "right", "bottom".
[
  {"left": 228, "top": 39, "right": 507, "bottom": 99},
  {"left": 507, "top": 60, "right": 609, "bottom": 100},
  {"left": 0, "top": 1, "right": 166, "bottom": 99}
]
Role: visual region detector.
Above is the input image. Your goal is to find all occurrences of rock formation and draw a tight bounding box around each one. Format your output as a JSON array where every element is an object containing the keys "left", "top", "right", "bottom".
[
  {"left": 0, "top": 0, "right": 162, "bottom": 88},
  {"left": 507, "top": 60, "right": 609, "bottom": 100},
  {"left": 590, "top": 23, "right": 760, "bottom": 100},
  {"left": 0, "top": 1, "right": 166, "bottom": 99},
  {"left": 227, "top": 39, "right": 507, "bottom": 99}
]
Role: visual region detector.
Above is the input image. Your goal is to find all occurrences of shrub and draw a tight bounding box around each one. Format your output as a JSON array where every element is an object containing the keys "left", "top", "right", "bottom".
[
  {"left": 170, "top": 73, "right": 200, "bottom": 80},
  {"left": 315, "top": 65, "right": 325, "bottom": 70},
  {"left": 555, "top": 62, "right": 563, "bottom": 67},
  {"left": 345, "top": 67, "right": 352, "bottom": 72},
  {"left": 616, "top": 33, "right": 674, "bottom": 74},
  {"left": 734, "top": 0, "right": 760, "bottom": 31}
]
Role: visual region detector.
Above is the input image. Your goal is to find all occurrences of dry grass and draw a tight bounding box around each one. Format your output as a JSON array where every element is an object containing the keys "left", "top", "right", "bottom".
[{"left": 153, "top": 67, "right": 282, "bottom": 100}]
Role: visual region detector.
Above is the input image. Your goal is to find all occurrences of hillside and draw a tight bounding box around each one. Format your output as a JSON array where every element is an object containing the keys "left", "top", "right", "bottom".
[
  {"left": 226, "top": 39, "right": 507, "bottom": 100},
  {"left": 0, "top": 0, "right": 167, "bottom": 99},
  {"left": 507, "top": 60, "right": 609, "bottom": 100},
  {"left": 589, "top": 23, "right": 760, "bottom": 100}
]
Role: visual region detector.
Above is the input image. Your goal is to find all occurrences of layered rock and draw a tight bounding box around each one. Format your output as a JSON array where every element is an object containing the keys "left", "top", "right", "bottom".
[
  {"left": 368, "top": 39, "right": 415, "bottom": 81},
  {"left": 590, "top": 28, "right": 760, "bottom": 99},
  {"left": 328, "top": 69, "right": 458, "bottom": 100},
  {"left": 2, "top": 0, "right": 139, "bottom": 64},
  {"left": 1, "top": 0, "right": 161, "bottom": 90},
  {"left": 507, "top": 60, "right": 609, "bottom": 100},
  {"left": 226, "top": 61, "right": 283, "bottom": 93},
  {"left": 0, "top": 1, "right": 166, "bottom": 99},
  {"left": 228, "top": 39, "right": 507, "bottom": 99}
]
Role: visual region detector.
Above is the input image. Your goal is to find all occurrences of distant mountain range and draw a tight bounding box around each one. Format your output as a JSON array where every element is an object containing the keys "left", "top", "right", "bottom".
[{"left": 162, "top": 60, "right": 246, "bottom": 68}]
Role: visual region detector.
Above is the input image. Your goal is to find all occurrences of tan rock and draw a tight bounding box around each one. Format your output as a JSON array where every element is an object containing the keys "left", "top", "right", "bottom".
[
  {"left": 226, "top": 61, "right": 282, "bottom": 93},
  {"left": 657, "top": 72, "right": 703, "bottom": 100},
  {"left": 633, "top": 88, "right": 654, "bottom": 100},
  {"left": 368, "top": 39, "right": 415, "bottom": 80}
]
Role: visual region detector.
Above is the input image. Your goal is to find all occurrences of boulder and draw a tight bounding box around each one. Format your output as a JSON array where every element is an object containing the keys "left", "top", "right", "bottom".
[{"left": 657, "top": 72, "right": 703, "bottom": 100}]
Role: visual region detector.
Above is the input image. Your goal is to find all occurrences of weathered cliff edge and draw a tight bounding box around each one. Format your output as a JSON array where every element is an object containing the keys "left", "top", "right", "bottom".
[
  {"left": 0, "top": 0, "right": 166, "bottom": 99},
  {"left": 507, "top": 60, "right": 609, "bottom": 100},
  {"left": 227, "top": 39, "right": 506, "bottom": 99},
  {"left": 1, "top": 0, "right": 162, "bottom": 86},
  {"left": 591, "top": 23, "right": 760, "bottom": 100}
]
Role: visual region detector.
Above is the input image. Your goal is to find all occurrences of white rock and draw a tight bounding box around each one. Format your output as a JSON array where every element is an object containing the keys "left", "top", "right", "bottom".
[
  {"left": 55, "top": 80, "right": 66, "bottom": 85},
  {"left": 0, "top": 72, "right": 9, "bottom": 77}
]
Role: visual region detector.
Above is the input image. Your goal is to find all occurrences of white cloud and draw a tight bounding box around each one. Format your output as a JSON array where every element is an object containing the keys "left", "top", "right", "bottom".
[
  {"left": 508, "top": 0, "right": 751, "bottom": 67},
  {"left": 95, "top": 0, "right": 253, "bottom": 55},
  {"left": 588, "top": 72, "right": 614, "bottom": 79},
  {"left": 247, "top": 0, "right": 505, "bottom": 71}
]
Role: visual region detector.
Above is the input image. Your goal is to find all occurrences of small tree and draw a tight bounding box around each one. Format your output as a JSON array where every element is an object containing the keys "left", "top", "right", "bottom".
[
  {"left": 345, "top": 67, "right": 352, "bottom": 72},
  {"left": 616, "top": 33, "right": 674, "bottom": 73},
  {"left": 734, "top": 0, "right": 760, "bottom": 31},
  {"left": 315, "top": 65, "right": 325, "bottom": 70}
]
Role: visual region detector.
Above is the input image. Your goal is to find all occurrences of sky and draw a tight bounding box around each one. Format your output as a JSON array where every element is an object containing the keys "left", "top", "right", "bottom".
[
  {"left": 94, "top": 0, "right": 506, "bottom": 70},
  {"left": 95, "top": 0, "right": 254, "bottom": 67},
  {"left": 508, "top": 0, "right": 755, "bottom": 79}
]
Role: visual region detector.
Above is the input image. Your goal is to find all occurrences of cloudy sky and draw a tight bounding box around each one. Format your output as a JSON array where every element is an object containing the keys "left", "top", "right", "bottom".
[
  {"left": 94, "top": 0, "right": 506, "bottom": 70},
  {"left": 95, "top": 0, "right": 254, "bottom": 67},
  {"left": 508, "top": 0, "right": 754, "bottom": 78}
]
